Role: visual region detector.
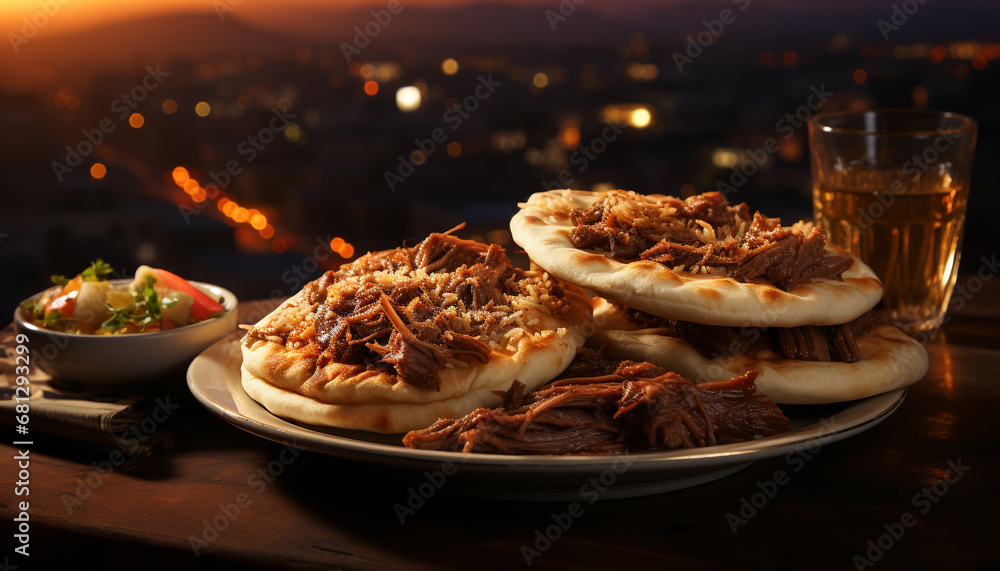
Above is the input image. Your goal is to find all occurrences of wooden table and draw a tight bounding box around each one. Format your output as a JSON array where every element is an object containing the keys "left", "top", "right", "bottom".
[{"left": 3, "top": 277, "right": 998, "bottom": 570}]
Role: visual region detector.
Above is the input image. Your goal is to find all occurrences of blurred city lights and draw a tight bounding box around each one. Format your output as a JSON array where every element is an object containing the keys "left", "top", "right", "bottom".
[
  {"left": 711, "top": 149, "right": 740, "bottom": 168},
  {"left": 396, "top": 86, "right": 422, "bottom": 112},
  {"left": 441, "top": 58, "right": 459, "bottom": 75},
  {"left": 284, "top": 123, "right": 302, "bottom": 142},
  {"left": 625, "top": 62, "right": 658, "bottom": 81},
  {"left": 630, "top": 108, "right": 652, "bottom": 128},
  {"left": 560, "top": 126, "right": 581, "bottom": 150},
  {"left": 600, "top": 104, "right": 654, "bottom": 128},
  {"left": 172, "top": 167, "right": 189, "bottom": 186}
]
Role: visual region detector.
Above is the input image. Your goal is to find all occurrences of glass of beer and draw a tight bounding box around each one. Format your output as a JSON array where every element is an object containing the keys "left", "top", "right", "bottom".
[{"left": 808, "top": 109, "right": 977, "bottom": 335}]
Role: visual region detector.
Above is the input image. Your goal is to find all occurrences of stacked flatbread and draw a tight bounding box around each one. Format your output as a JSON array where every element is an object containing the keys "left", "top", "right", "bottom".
[
  {"left": 240, "top": 230, "right": 593, "bottom": 433},
  {"left": 510, "top": 189, "right": 928, "bottom": 404}
]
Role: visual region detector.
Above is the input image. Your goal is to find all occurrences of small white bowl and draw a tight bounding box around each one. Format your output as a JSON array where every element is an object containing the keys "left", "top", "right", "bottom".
[{"left": 14, "top": 280, "right": 238, "bottom": 386}]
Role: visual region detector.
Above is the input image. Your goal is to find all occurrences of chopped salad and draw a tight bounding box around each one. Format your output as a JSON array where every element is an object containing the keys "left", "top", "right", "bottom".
[{"left": 21, "top": 259, "right": 226, "bottom": 334}]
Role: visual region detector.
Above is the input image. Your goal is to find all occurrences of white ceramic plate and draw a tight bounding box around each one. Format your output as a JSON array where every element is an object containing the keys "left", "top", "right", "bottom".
[{"left": 188, "top": 332, "right": 906, "bottom": 501}]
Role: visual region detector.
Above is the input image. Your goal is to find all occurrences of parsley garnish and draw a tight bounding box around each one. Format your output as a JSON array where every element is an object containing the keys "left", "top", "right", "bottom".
[
  {"left": 100, "top": 275, "right": 163, "bottom": 333},
  {"left": 51, "top": 258, "right": 113, "bottom": 286}
]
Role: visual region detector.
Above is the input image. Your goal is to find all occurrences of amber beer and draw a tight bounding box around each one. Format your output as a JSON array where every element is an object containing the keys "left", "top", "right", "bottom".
[
  {"left": 814, "top": 183, "right": 968, "bottom": 334},
  {"left": 808, "top": 110, "right": 977, "bottom": 334}
]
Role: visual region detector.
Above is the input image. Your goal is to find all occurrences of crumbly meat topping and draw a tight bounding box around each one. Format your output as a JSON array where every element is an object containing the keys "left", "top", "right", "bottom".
[
  {"left": 570, "top": 190, "right": 854, "bottom": 291},
  {"left": 245, "top": 229, "right": 580, "bottom": 390}
]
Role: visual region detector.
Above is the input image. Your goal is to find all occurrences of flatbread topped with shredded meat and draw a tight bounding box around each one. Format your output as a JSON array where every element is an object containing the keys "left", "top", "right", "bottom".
[
  {"left": 510, "top": 189, "right": 883, "bottom": 327},
  {"left": 240, "top": 229, "right": 593, "bottom": 433},
  {"left": 589, "top": 298, "right": 927, "bottom": 404}
]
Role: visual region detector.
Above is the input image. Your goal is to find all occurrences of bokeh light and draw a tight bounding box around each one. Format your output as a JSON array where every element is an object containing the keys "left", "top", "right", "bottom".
[
  {"left": 396, "top": 86, "right": 421, "bottom": 112},
  {"left": 441, "top": 58, "right": 459, "bottom": 75}
]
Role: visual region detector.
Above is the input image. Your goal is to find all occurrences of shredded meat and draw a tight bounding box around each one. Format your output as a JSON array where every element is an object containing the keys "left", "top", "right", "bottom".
[
  {"left": 245, "top": 227, "right": 569, "bottom": 390},
  {"left": 620, "top": 304, "right": 872, "bottom": 363},
  {"left": 570, "top": 191, "right": 853, "bottom": 290},
  {"left": 402, "top": 350, "right": 791, "bottom": 454}
]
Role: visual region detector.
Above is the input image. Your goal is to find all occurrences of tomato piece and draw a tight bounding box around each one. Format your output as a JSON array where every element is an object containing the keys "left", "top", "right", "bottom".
[
  {"left": 45, "top": 290, "right": 79, "bottom": 318},
  {"left": 62, "top": 275, "right": 83, "bottom": 295},
  {"left": 161, "top": 316, "right": 176, "bottom": 330},
  {"left": 152, "top": 269, "right": 224, "bottom": 320}
]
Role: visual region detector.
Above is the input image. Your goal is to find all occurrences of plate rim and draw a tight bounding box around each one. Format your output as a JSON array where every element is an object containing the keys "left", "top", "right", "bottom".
[{"left": 187, "top": 332, "right": 906, "bottom": 473}]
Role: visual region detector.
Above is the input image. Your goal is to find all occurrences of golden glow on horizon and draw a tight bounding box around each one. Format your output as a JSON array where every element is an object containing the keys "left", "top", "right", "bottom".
[{"left": 0, "top": 1, "right": 682, "bottom": 40}]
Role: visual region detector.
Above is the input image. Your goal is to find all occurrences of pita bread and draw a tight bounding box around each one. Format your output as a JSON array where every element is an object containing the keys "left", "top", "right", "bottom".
[
  {"left": 589, "top": 300, "right": 927, "bottom": 404},
  {"left": 510, "top": 189, "right": 884, "bottom": 327},
  {"left": 240, "top": 240, "right": 593, "bottom": 434}
]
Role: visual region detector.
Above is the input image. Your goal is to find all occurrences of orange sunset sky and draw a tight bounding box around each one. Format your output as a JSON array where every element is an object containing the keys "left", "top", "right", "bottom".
[{"left": 0, "top": 0, "right": 578, "bottom": 36}]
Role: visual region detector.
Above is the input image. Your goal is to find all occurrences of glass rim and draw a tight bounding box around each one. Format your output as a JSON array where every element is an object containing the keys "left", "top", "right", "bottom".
[{"left": 810, "top": 108, "right": 977, "bottom": 137}]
